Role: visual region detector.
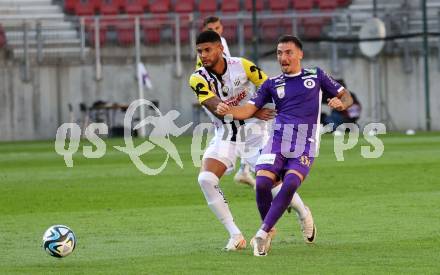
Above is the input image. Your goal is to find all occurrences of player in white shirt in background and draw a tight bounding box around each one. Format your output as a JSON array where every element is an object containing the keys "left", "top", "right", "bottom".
[{"left": 196, "top": 16, "right": 255, "bottom": 187}]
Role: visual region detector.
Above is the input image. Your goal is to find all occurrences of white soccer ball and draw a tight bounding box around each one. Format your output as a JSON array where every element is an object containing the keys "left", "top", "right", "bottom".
[{"left": 42, "top": 225, "right": 76, "bottom": 258}]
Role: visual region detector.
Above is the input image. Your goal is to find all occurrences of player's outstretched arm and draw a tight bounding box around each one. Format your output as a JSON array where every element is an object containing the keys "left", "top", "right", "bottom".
[
  {"left": 202, "top": 96, "right": 226, "bottom": 119},
  {"left": 215, "top": 102, "right": 258, "bottom": 120},
  {"left": 327, "top": 89, "right": 353, "bottom": 111}
]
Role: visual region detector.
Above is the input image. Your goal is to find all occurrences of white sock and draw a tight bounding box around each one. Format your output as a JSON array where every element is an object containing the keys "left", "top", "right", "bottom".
[
  {"left": 271, "top": 183, "right": 309, "bottom": 219},
  {"left": 198, "top": 171, "right": 241, "bottom": 237},
  {"left": 238, "top": 160, "right": 248, "bottom": 173},
  {"left": 256, "top": 229, "right": 268, "bottom": 240}
]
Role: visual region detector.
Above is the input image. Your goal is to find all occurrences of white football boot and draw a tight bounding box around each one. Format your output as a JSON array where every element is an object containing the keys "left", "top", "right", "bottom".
[
  {"left": 250, "top": 228, "right": 276, "bottom": 256},
  {"left": 299, "top": 206, "right": 317, "bottom": 244},
  {"left": 223, "top": 234, "right": 247, "bottom": 251},
  {"left": 251, "top": 237, "right": 267, "bottom": 256},
  {"left": 233, "top": 163, "right": 256, "bottom": 187}
]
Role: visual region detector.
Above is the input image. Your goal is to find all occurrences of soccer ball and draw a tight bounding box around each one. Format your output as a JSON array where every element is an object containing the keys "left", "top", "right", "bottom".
[{"left": 42, "top": 225, "right": 76, "bottom": 258}]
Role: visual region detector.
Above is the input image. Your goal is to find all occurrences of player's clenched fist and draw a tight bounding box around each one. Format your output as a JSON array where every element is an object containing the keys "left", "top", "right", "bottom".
[
  {"left": 216, "top": 102, "right": 230, "bottom": 115},
  {"left": 327, "top": 97, "right": 345, "bottom": 111}
]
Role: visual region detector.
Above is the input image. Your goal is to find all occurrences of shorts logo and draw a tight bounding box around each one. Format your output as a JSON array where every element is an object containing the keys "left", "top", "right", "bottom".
[
  {"left": 276, "top": 86, "right": 285, "bottom": 98},
  {"left": 304, "top": 79, "right": 315, "bottom": 89},
  {"left": 256, "top": 154, "right": 276, "bottom": 165},
  {"left": 300, "top": 155, "right": 311, "bottom": 167}
]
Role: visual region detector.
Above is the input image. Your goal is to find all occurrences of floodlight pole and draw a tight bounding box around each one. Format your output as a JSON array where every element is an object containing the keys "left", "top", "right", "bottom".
[
  {"left": 251, "top": 0, "right": 259, "bottom": 66},
  {"left": 422, "top": 0, "right": 431, "bottom": 131},
  {"left": 135, "top": 16, "right": 146, "bottom": 137}
]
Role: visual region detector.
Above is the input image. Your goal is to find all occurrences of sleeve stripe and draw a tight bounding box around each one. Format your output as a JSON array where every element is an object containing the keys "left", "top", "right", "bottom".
[{"left": 337, "top": 86, "right": 345, "bottom": 93}]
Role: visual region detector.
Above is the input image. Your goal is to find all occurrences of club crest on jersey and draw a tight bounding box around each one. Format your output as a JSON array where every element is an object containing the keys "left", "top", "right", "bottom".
[
  {"left": 304, "top": 79, "right": 316, "bottom": 89},
  {"left": 276, "top": 86, "right": 285, "bottom": 98},
  {"left": 222, "top": 85, "right": 229, "bottom": 96}
]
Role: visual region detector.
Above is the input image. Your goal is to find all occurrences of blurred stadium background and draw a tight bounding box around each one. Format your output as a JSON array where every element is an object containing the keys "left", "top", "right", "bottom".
[{"left": 0, "top": 0, "right": 439, "bottom": 140}]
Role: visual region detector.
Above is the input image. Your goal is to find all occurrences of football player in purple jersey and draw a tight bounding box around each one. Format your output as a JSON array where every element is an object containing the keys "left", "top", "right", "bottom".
[{"left": 216, "top": 35, "right": 353, "bottom": 256}]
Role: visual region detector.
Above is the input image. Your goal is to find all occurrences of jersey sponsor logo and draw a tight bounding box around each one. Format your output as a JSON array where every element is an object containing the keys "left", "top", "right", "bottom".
[
  {"left": 304, "top": 79, "right": 316, "bottom": 89},
  {"left": 322, "top": 70, "right": 339, "bottom": 87},
  {"left": 276, "top": 86, "right": 285, "bottom": 98},
  {"left": 256, "top": 153, "right": 276, "bottom": 165},
  {"left": 304, "top": 68, "right": 317, "bottom": 75},
  {"left": 191, "top": 83, "right": 209, "bottom": 97},
  {"left": 224, "top": 90, "right": 247, "bottom": 106},
  {"left": 301, "top": 74, "right": 317, "bottom": 80}
]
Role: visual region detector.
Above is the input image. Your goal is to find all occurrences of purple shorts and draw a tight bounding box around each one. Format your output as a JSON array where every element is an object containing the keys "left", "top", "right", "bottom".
[{"left": 255, "top": 152, "right": 314, "bottom": 180}]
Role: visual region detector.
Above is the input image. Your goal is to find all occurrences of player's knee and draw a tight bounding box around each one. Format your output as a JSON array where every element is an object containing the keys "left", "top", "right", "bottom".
[
  {"left": 198, "top": 171, "right": 219, "bottom": 188},
  {"left": 256, "top": 169, "right": 277, "bottom": 181}
]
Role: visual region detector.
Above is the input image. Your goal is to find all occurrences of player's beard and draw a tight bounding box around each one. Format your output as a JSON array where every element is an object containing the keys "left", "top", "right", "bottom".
[
  {"left": 203, "top": 55, "right": 220, "bottom": 70},
  {"left": 280, "top": 63, "right": 292, "bottom": 74}
]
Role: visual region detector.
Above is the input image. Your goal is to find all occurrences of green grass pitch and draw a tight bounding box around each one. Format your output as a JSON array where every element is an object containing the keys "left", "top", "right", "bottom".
[{"left": 0, "top": 133, "right": 439, "bottom": 274}]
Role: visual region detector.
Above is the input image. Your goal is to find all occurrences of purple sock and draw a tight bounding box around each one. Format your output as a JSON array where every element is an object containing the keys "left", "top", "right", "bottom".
[
  {"left": 261, "top": 173, "right": 302, "bottom": 232},
  {"left": 255, "top": 176, "right": 274, "bottom": 220}
]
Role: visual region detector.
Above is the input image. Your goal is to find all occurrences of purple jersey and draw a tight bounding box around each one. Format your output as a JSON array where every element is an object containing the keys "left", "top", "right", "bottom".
[{"left": 250, "top": 67, "right": 343, "bottom": 158}]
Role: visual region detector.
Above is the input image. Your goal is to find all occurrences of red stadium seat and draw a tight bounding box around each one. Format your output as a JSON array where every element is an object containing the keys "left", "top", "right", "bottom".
[
  {"left": 316, "top": 0, "right": 338, "bottom": 10},
  {"left": 243, "top": 19, "right": 257, "bottom": 41},
  {"left": 291, "top": 0, "right": 313, "bottom": 10},
  {"left": 221, "top": 19, "right": 238, "bottom": 42},
  {"left": 75, "top": 0, "right": 97, "bottom": 16},
  {"left": 0, "top": 25, "right": 6, "bottom": 48},
  {"left": 199, "top": 0, "right": 217, "bottom": 14},
  {"left": 65, "top": 0, "right": 76, "bottom": 13},
  {"left": 99, "top": 0, "right": 121, "bottom": 15},
  {"left": 122, "top": 0, "right": 148, "bottom": 14},
  {"left": 337, "top": 0, "right": 352, "bottom": 6},
  {"left": 244, "top": 0, "right": 264, "bottom": 11},
  {"left": 141, "top": 15, "right": 169, "bottom": 44},
  {"left": 174, "top": 0, "right": 195, "bottom": 13},
  {"left": 149, "top": 0, "right": 171, "bottom": 13},
  {"left": 302, "top": 17, "right": 325, "bottom": 38},
  {"left": 172, "top": 14, "right": 192, "bottom": 43},
  {"left": 221, "top": 0, "right": 240, "bottom": 13},
  {"left": 85, "top": 18, "right": 108, "bottom": 46},
  {"left": 261, "top": 19, "right": 281, "bottom": 42},
  {"left": 268, "top": 0, "right": 289, "bottom": 11},
  {"left": 115, "top": 18, "right": 135, "bottom": 46}
]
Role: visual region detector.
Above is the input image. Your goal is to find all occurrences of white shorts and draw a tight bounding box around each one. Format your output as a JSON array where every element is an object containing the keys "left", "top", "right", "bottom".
[{"left": 203, "top": 122, "right": 269, "bottom": 174}]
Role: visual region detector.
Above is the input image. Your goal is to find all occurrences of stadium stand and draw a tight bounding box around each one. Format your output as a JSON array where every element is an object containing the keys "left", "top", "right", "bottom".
[
  {"left": 0, "top": 24, "right": 5, "bottom": 48},
  {"left": 317, "top": 0, "right": 339, "bottom": 11},
  {"left": 244, "top": 0, "right": 264, "bottom": 11},
  {"left": 74, "top": 0, "right": 96, "bottom": 16},
  {"left": 122, "top": 0, "right": 149, "bottom": 14},
  {"left": 1, "top": 0, "right": 86, "bottom": 58},
  {"left": 268, "top": 0, "right": 290, "bottom": 11},
  {"left": 99, "top": 0, "right": 122, "bottom": 15},
  {"left": 221, "top": 0, "right": 240, "bottom": 13},
  {"left": 149, "top": 0, "right": 172, "bottom": 14},
  {"left": 291, "top": 0, "right": 314, "bottom": 10},
  {"left": 115, "top": 18, "right": 134, "bottom": 46}
]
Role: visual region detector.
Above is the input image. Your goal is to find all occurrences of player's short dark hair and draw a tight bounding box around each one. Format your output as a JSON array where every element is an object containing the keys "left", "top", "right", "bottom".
[
  {"left": 203, "top": 16, "right": 220, "bottom": 27},
  {"left": 278, "top": 35, "right": 303, "bottom": 50},
  {"left": 196, "top": 30, "right": 221, "bottom": 45}
]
